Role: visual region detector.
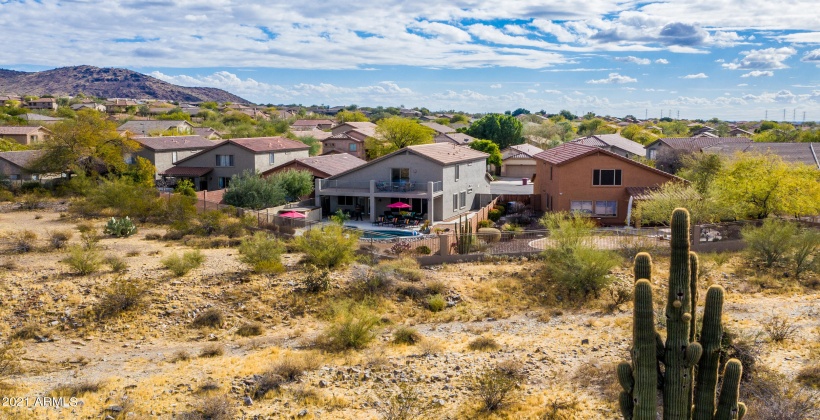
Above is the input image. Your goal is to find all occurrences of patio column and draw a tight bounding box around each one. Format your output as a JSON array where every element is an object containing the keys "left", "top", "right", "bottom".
[
  {"left": 314, "top": 178, "right": 322, "bottom": 207},
  {"left": 369, "top": 180, "right": 376, "bottom": 223},
  {"left": 428, "top": 181, "right": 435, "bottom": 222}
]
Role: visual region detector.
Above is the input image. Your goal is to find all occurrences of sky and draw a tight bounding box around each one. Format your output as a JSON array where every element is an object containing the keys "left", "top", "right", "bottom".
[{"left": 1, "top": 0, "right": 819, "bottom": 121}]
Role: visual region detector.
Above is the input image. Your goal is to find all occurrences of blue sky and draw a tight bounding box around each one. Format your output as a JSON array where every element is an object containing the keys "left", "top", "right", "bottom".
[{"left": 1, "top": 0, "right": 819, "bottom": 121}]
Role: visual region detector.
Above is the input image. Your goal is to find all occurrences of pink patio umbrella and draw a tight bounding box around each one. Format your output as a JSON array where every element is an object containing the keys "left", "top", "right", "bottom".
[
  {"left": 386, "top": 202, "right": 411, "bottom": 209},
  {"left": 278, "top": 211, "right": 306, "bottom": 219}
]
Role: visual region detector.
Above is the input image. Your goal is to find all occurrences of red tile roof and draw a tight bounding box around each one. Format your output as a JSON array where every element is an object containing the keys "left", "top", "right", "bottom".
[
  {"left": 0, "top": 126, "right": 49, "bottom": 135},
  {"left": 229, "top": 137, "right": 310, "bottom": 153},
  {"left": 648, "top": 137, "right": 752, "bottom": 153},
  {"left": 263, "top": 153, "right": 366, "bottom": 177},
  {"left": 133, "top": 135, "right": 215, "bottom": 151},
  {"left": 533, "top": 142, "right": 599, "bottom": 165}
]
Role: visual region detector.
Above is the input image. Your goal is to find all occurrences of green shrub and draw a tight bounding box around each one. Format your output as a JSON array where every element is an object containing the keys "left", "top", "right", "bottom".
[
  {"left": 477, "top": 227, "right": 501, "bottom": 243},
  {"left": 95, "top": 279, "right": 148, "bottom": 320},
  {"left": 301, "top": 264, "right": 331, "bottom": 293},
  {"left": 544, "top": 246, "right": 619, "bottom": 299},
  {"left": 104, "top": 216, "right": 137, "bottom": 237},
  {"left": 104, "top": 255, "right": 128, "bottom": 273},
  {"left": 488, "top": 209, "right": 502, "bottom": 222},
  {"left": 468, "top": 336, "right": 500, "bottom": 351},
  {"left": 318, "top": 301, "right": 380, "bottom": 351},
  {"left": 162, "top": 250, "right": 205, "bottom": 277},
  {"left": 477, "top": 220, "right": 494, "bottom": 228},
  {"left": 414, "top": 245, "right": 431, "bottom": 255},
  {"left": 791, "top": 228, "right": 820, "bottom": 279},
  {"left": 191, "top": 308, "right": 225, "bottom": 329},
  {"left": 294, "top": 224, "right": 360, "bottom": 270},
  {"left": 174, "top": 179, "right": 196, "bottom": 197},
  {"left": 63, "top": 245, "right": 102, "bottom": 275},
  {"left": 238, "top": 232, "right": 285, "bottom": 273},
  {"left": 377, "top": 258, "right": 423, "bottom": 282},
  {"left": 471, "top": 360, "right": 526, "bottom": 412},
  {"left": 0, "top": 189, "right": 14, "bottom": 202},
  {"left": 426, "top": 294, "right": 446, "bottom": 312},
  {"left": 393, "top": 326, "right": 422, "bottom": 345},
  {"left": 742, "top": 219, "right": 797, "bottom": 267}
]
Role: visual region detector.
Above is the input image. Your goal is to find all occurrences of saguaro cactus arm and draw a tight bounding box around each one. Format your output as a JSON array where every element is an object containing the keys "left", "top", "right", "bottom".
[
  {"left": 714, "top": 359, "right": 744, "bottom": 420},
  {"left": 693, "top": 286, "right": 725, "bottom": 420}
]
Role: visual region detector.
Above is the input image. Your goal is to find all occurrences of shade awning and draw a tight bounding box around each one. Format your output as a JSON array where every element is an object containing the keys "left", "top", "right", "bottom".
[{"left": 161, "top": 166, "right": 213, "bottom": 177}]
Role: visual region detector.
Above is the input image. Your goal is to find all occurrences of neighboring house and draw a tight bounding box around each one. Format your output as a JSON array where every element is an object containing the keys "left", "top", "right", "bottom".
[
  {"left": 104, "top": 99, "right": 141, "bottom": 113},
  {"left": 315, "top": 142, "right": 491, "bottom": 223},
  {"left": 26, "top": 98, "right": 58, "bottom": 111},
  {"left": 400, "top": 109, "right": 422, "bottom": 118},
  {"left": 129, "top": 135, "right": 216, "bottom": 176},
  {"left": 690, "top": 126, "right": 716, "bottom": 137},
  {"left": 118, "top": 120, "right": 194, "bottom": 136},
  {"left": 164, "top": 137, "right": 310, "bottom": 191},
  {"left": 292, "top": 129, "right": 332, "bottom": 142},
  {"left": 321, "top": 122, "right": 377, "bottom": 159},
  {"left": 71, "top": 103, "right": 106, "bottom": 112},
  {"left": 20, "top": 113, "right": 63, "bottom": 123},
  {"left": 644, "top": 137, "right": 752, "bottom": 172},
  {"left": 434, "top": 132, "right": 476, "bottom": 145},
  {"left": 262, "top": 153, "right": 367, "bottom": 198},
  {"left": 498, "top": 144, "right": 544, "bottom": 178},
  {"left": 0, "top": 95, "right": 22, "bottom": 106},
  {"left": 702, "top": 142, "right": 820, "bottom": 169},
  {"left": 0, "top": 126, "right": 52, "bottom": 145},
  {"left": 728, "top": 127, "right": 753, "bottom": 137},
  {"left": 570, "top": 134, "right": 646, "bottom": 159},
  {"left": 0, "top": 150, "right": 44, "bottom": 181},
  {"left": 421, "top": 122, "right": 455, "bottom": 135},
  {"left": 192, "top": 127, "right": 223, "bottom": 140},
  {"left": 291, "top": 119, "right": 334, "bottom": 131},
  {"left": 694, "top": 131, "right": 719, "bottom": 138},
  {"left": 534, "top": 142, "right": 678, "bottom": 225}
]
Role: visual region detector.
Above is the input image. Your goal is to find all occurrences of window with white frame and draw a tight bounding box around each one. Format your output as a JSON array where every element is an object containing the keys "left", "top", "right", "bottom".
[
  {"left": 594, "top": 200, "right": 617, "bottom": 217},
  {"left": 570, "top": 200, "right": 593, "bottom": 215},
  {"left": 172, "top": 151, "right": 178, "bottom": 163},
  {"left": 452, "top": 193, "right": 458, "bottom": 211},
  {"left": 592, "top": 169, "right": 622, "bottom": 186},
  {"left": 215, "top": 154, "right": 234, "bottom": 167},
  {"left": 454, "top": 164, "right": 460, "bottom": 181},
  {"left": 459, "top": 191, "right": 467, "bottom": 209},
  {"left": 269, "top": 153, "right": 275, "bottom": 164},
  {"left": 648, "top": 149, "right": 657, "bottom": 159}
]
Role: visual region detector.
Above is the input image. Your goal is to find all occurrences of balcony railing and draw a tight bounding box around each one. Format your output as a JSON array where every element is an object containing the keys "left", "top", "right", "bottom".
[{"left": 319, "top": 179, "right": 444, "bottom": 194}]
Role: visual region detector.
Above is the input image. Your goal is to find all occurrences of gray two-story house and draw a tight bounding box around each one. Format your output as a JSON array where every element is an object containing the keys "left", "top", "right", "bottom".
[
  {"left": 129, "top": 135, "right": 216, "bottom": 176},
  {"left": 315, "top": 143, "right": 490, "bottom": 222},
  {"left": 165, "top": 137, "right": 310, "bottom": 191}
]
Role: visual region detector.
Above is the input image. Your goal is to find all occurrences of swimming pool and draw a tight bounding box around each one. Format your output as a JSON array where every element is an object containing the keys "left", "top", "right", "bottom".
[{"left": 359, "top": 229, "right": 420, "bottom": 239}]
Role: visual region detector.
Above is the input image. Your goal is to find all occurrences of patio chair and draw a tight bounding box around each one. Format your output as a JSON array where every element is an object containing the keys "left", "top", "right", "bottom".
[
  {"left": 373, "top": 216, "right": 384, "bottom": 226},
  {"left": 384, "top": 216, "right": 397, "bottom": 226}
]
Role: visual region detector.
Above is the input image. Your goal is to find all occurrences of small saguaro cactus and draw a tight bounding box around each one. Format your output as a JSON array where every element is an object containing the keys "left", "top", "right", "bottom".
[
  {"left": 617, "top": 208, "right": 746, "bottom": 420},
  {"left": 456, "top": 214, "right": 473, "bottom": 254}
]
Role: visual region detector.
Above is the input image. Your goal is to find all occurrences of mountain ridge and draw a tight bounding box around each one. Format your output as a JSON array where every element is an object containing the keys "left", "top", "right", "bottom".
[{"left": 0, "top": 65, "right": 252, "bottom": 104}]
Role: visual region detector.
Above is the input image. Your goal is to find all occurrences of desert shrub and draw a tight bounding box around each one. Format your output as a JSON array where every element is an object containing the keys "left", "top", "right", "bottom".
[
  {"left": 0, "top": 342, "right": 22, "bottom": 378},
  {"left": 477, "top": 219, "right": 494, "bottom": 228},
  {"left": 301, "top": 264, "right": 331, "bottom": 293},
  {"left": 377, "top": 258, "right": 423, "bottom": 282},
  {"left": 192, "top": 308, "right": 225, "bottom": 329},
  {"left": 742, "top": 368, "right": 820, "bottom": 420},
  {"left": 170, "top": 350, "right": 191, "bottom": 363},
  {"left": 352, "top": 265, "right": 394, "bottom": 295},
  {"left": 17, "top": 193, "right": 43, "bottom": 210},
  {"left": 76, "top": 177, "right": 163, "bottom": 221},
  {"left": 95, "top": 278, "right": 149, "bottom": 320},
  {"left": 199, "top": 344, "right": 224, "bottom": 358},
  {"left": 174, "top": 179, "right": 196, "bottom": 197},
  {"left": 742, "top": 218, "right": 797, "bottom": 267},
  {"left": 414, "top": 245, "right": 431, "bottom": 255},
  {"left": 270, "top": 354, "right": 315, "bottom": 382},
  {"left": 0, "top": 189, "right": 13, "bottom": 202},
  {"left": 761, "top": 314, "right": 798, "bottom": 343},
  {"left": 238, "top": 232, "right": 285, "bottom": 273},
  {"left": 544, "top": 246, "right": 619, "bottom": 299},
  {"left": 63, "top": 245, "right": 102, "bottom": 275},
  {"left": 295, "top": 224, "right": 360, "bottom": 270},
  {"left": 721, "top": 329, "right": 761, "bottom": 381},
  {"left": 471, "top": 360, "right": 526, "bottom": 412},
  {"left": 425, "top": 279, "right": 447, "bottom": 295},
  {"left": 426, "top": 294, "right": 446, "bottom": 312},
  {"left": 104, "top": 216, "right": 137, "bottom": 237},
  {"left": 104, "top": 255, "right": 128, "bottom": 273},
  {"left": 236, "top": 322, "right": 264, "bottom": 337},
  {"left": 162, "top": 250, "right": 205, "bottom": 277},
  {"left": 468, "top": 336, "right": 500, "bottom": 351},
  {"left": 11, "top": 323, "right": 44, "bottom": 340},
  {"left": 318, "top": 300, "right": 380, "bottom": 351},
  {"left": 488, "top": 209, "right": 503, "bottom": 222},
  {"left": 792, "top": 228, "right": 820, "bottom": 279},
  {"left": 10, "top": 230, "right": 37, "bottom": 253},
  {"left": 797, "top": 364, "right": 820, "bottom": 388},
  {"left": 179, "top": 394, "right": 236, "bottom": 420},
  {"left": 48, "top": 230, "right": 73, "bottom": 249},
  {"left": 393, "top": 326, "right": 422, "bottom": 345},
  {"left": 253, "top": 371, "right": 285, "bottom": 399},
  {"left": 50, "top": 381, "right": 103, "bottom": 398},
  {"left": 478, "top": 227, "right": 501, "bottom": 243},
  {"left": 607, "top": 278, "right": 633, "bottom": 311},
  {"left": 374, "top": 382, "right": 439, "bottom": 420},
  {"left": 195, "top": 210, "right": 228, "bottom": 236},
  {"left": 390, "top": 240, "right": 412, "bottom": 255}
]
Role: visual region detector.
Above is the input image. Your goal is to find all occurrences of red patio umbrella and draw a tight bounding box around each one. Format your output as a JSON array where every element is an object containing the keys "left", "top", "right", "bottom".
[
  {"left": 386, "top": 202, "right": 411, "bottom": 209},
  {"left": 279, "top": 211, "right": 306, "bottom": 218}
]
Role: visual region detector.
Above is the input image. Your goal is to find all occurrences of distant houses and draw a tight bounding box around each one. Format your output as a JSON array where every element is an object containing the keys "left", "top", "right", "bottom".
[
  {"left": 118, "top": 120, "right": 195, "bottom": 136},
  {"left": 0, "top": 126, "right": 52, "bottom": 145}
]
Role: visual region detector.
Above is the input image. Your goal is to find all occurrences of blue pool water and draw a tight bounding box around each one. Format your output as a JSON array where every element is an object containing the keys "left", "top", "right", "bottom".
[{"left": 360, "top": 229, "right": 420, "bottom": 239}]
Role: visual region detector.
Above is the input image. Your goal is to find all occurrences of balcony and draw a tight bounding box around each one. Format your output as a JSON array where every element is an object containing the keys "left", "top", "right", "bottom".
[{"left": 318, "top": 179, "right": 444, "bottom": 195}]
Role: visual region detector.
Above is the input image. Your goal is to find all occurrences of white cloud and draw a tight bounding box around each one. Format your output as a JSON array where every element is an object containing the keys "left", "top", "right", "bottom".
[
  {"left": 490, "top": 84, "right": 502, "bottom": 89},
  {"left": 655, "top": 58, "right": 669, "bottom": 64},
  {"left": 801, "top": 48, "right": 820, "bottom": 66},
  {"left": 722, "top": 47, "right": 796, "bottom": 70},
  {"left": 681, "top": 73, "right": 708, "bottom": 79},
  {"left": 587, "top": 72, "right": 637, "bottom": 84},
  {"left": 741, "top": 70, "right": 774, "bottom": 77},
  {"left": 615, "top": 56, "right": 651, "bottom": 65},
  {"left": 715, "top": 59, "right": 725, "bottom": 63},
  {"left": 737, "top": 83, "right": 748, "bottom": 86},
  {"left": 544, "top": 89, "right": 562, "bottom": 94}
]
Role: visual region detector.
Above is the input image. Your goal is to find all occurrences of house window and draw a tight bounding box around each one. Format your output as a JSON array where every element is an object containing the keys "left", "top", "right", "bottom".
[
  {"left": 549, "top": 165, "right": 553, "bottom": 180},
  {"left": 648, "top": 149, "right": 657, "bottom": 159},
  {"left": 592, "top": 169, "right": 622, "bottom": 186},
  {"left": 218, "top": 177, "right": 231, "bottom": 188},
  {"left": 349, "top": 143, "right": 357, "bottom": 152},
  {"left": 31, "top": 135, "right": 38, "bottom": 142},
  {"left": 172, "top": 151, "right": 178, "bottom": 163},
  {"left": 570, "top": 200, "right": 593, "bottom": 215},
  {"left": 391, "top": 168, "right": 410, "bottom": 182},
  {"left": 594, "top": 201, "right": 617, "bottom": 217},
  {"left": 454, "top": 164, "right": 460, "bottom": 181},
  {"left": 337, "top": 196, "right": 355, "bottom": 206},
  {"left": 453, "top": 193, "right": 459, "bottom": 212},
  {"left": 215, "top": 154, "right": 234, "bottom": 167},
  {"left": 9, "top": 174, "right": 20, "bottom": 180},
  {"left": 269, "top": 153, "right": 275, "bottom": 164},
  {"left": 459, "top": 191, "right": 467, "bottom": 209}
]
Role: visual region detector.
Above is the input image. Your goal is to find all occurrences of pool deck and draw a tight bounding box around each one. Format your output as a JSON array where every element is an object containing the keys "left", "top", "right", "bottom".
[{"left": 342, "top": 220, "right": 421, "bottom": 233}]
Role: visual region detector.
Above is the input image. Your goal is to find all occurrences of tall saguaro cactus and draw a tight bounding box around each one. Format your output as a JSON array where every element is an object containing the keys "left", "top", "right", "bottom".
[{"left": 617, "top": 208, "right": 746, "bottom": 420}]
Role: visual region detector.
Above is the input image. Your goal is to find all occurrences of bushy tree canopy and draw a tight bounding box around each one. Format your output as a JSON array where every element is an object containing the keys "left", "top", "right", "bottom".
[
  {"left": 468, "top": 139, "right": 502, "bottom": 168},
  {"left": 223, "top": 170, "right": 314, "bottom": 210},
  {"left": 465, "top": 114, "right": 523, "bottom": 150},
  {"left": 366, "top": 117, "right": 434, "bottom": 158}
]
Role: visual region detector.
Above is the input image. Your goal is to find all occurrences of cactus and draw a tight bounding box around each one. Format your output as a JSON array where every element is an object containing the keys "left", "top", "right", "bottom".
[
  {"left": 456, "top": 214, "right": 473, "bottom": 254},
  {"left": 617, "top": 208, "right": 745, "bottom": 420}
]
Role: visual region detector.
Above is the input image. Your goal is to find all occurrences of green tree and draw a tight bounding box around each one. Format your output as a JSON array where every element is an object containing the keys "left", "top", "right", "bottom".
[
  {"left": 450, "top": 114, "right": 470, "bottom": 124},
  {"left": 291, "top": 135, "right": 321, "bottom": 156},
  {"left": 31, "top": 110, "right": 139, "bottom": 175},
  {"left": 366, "top": 117, "right": 434, "bottom": 158},
  {"left": 677, "top": 153, "right": 724, "bottom": 194},
  {"left": 558, "top": 109, "right": 577, "bottom": 120},
  {"left": 126, "top": 156, "right": 157, "bottom": 188},
  {"left": 633, "top": 182, "right": 729, "bottom": 227},
  {"left": 223, "top": 171, "right": 286, "bottom": 210},
  {"left": 336, "top": 110, "right": 370, "bottom": 123},
  {"left": 578, "top": 118, "right": 616, "bottom": 136},
  {"left": 267, "top": 170, "right": 314, "bottom": 201},
  {"left": 294, "top": 224, "right": 360, "bottom": 270},
  {"left": 511, "top": 108, "right": 530, "bottom": 116},
  {"left": 468, "top": 139, "right": 502, "bottom": 168},
  {"left": 465, "top": 114, "right": 523, "bottom": 150}
]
